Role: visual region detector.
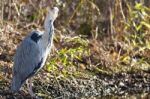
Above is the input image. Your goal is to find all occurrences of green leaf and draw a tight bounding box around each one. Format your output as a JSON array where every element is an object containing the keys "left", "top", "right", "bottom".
[
  {"left": 141, "top": 21, "right": 150, "bottom": 29},
  {"left": 135, "top": 3, "right": 142, "bottom": 10},
  {"left": 146, "top": 40, "right": 150, "bottom": 49},
  {"left": 136, "top": 24, "right": 142, "bottom": 31}
]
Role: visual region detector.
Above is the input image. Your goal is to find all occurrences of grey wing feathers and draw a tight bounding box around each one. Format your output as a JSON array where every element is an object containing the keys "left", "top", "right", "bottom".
[{"left": 11, "top": 31, "right": 43, "bottom": 92}]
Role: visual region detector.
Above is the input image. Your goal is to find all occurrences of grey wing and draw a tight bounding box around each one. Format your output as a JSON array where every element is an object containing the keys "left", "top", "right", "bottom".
[{"left": 11, "top": 37, "right": 43, "bottom": 91}]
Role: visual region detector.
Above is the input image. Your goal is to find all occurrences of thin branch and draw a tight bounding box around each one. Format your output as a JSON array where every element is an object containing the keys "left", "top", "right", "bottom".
[
  {"left": 119, "top": 0, "right": 126, "bottom": 22},
  {"left": 67, "top": 0, "right": 84, "bottom": 26}
]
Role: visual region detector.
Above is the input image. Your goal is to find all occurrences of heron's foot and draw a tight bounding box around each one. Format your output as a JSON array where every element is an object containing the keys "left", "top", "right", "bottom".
[
  {"left": 29, "top": 93, "right": 40, "bottom": 99},
  {"left": 28, "top": 89, "right": 35, "bottom": 97},
  {"left": 27, "top": 79, "right": 41, "bottom": 99},
  {"left": 29, "top": 89, "right": 41, "bottom": 99}
]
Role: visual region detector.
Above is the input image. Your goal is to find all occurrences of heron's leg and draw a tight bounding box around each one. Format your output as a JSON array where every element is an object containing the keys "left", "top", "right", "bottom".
[{"left": 26, "top": 79, "right": 36, "bottom": 97}]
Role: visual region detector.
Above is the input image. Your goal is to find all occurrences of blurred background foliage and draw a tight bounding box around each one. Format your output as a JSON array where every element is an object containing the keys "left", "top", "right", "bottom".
[
  {"left": 0, "top": 0, "right": 150, "bottom": 76},
  {"left": 0, "top": 0, "right": 150, "bottom": 98}
]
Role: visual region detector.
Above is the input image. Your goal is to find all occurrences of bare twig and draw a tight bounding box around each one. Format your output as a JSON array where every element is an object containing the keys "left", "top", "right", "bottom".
[
  {"left": 67, "top": 0, "right": 84, "bottom": 26},
  {"left": 109, "top": 0, "right": 113, "bottom": 35},
  {"left": 1, "top": 0, "right": 4, "bottom": 25},
  {"left": 119, "top": 0, "right": 126, "bottom": 22},
  {"left": 12, "top": 0, "right": 20, "bottom": 17},
  {"left": 52, "top": 65, "right": 64, "bottom": 94}
]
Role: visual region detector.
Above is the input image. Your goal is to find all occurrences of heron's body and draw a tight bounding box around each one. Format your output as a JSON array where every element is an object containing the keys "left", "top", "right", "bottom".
[
  {"left": 11, "top": 7, "right": 59, "bottom": 94},
  {"left": 11, "top": 30, "right": 52, "bottom": 91}
]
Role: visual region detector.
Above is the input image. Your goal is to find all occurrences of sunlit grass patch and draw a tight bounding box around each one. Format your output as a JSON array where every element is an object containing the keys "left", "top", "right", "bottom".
[{"left": 46, "top": 35, "right": 91, "bottom": 77}]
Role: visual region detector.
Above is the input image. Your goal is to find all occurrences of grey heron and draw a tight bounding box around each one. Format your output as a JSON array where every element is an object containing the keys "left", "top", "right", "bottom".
[{"left": 11, "top": 7, "right": 59, "bottom": 97}]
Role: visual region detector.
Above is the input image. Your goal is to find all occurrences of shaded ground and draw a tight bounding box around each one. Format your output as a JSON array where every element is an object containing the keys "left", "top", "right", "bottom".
[
  {"left": 0, "top": 25, "right": 150, "bottom": 98},
  {"left": 0, "top": 71, "right": 150, "bottom": 98}
]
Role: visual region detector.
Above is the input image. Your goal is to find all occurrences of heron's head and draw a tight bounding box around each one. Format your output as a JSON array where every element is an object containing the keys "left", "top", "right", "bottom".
[
  {"left": 47, "top": 7, "right": 59, "bottom": 21},
  {"left": 44, "top": 7, "right": 59, "bottom": 31}
]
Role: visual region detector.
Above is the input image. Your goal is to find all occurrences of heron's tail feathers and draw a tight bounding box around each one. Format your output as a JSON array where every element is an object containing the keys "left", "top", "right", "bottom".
[{"left": 11, "top": 76, "right": 22, "bottom": 92}]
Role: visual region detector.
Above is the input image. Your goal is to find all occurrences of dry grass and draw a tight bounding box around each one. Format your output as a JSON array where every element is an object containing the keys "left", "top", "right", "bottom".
[{"left": 0, "top": 0, "right": 150, "bottom": 98}]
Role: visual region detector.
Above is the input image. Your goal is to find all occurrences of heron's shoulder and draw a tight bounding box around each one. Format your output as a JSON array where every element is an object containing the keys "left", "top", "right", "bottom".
[
  {"left": 30, "top": 30, "right": 44, "bottom": 35},
  {"left": 29, "top": 30, "right": 44, "bottom": 43}
]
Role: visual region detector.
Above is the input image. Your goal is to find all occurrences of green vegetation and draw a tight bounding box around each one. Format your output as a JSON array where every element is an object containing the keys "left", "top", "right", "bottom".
[
  {"left": 46, "top": 36, "right": 90, "bottom": 77},
  {"left": 0, "top": 0, "right": 150, "bottom": 98}
]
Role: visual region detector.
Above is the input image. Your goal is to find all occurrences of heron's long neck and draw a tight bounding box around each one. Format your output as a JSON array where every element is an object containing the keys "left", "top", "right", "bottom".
[
  {"left": 44, "top": 18, "right": 54, "bottom": 32},
  {"left": 44, "top": 19, "right": 54, "bottom": 37},
  {"left": 41, "top": 19, "right": 54, "bottom": 49}
]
